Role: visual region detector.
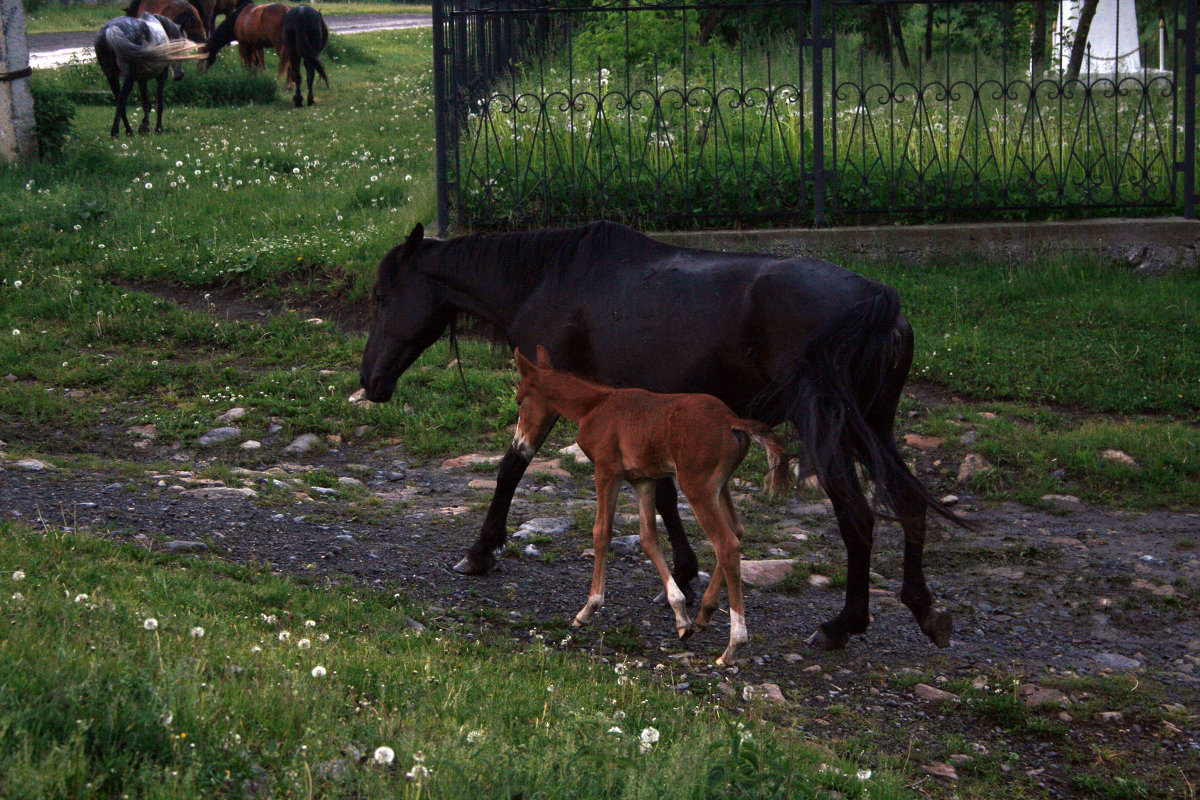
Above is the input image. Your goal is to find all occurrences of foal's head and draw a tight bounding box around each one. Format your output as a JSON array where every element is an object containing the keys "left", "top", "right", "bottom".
[{"left": 513, "top": 347, "right": 556, "bottom": 457}]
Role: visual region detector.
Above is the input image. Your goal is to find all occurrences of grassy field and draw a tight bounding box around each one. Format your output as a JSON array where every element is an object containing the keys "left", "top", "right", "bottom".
[
  {"left": 25, "top": 1, "right": 430, "bottom": 35},
  {"left": 1, "top": 22, "right": 1199, "bottom": 799}
]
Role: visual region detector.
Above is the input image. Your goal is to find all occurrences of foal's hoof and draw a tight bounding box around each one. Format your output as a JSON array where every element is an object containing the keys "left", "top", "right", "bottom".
[
  {"left": 923, "top": 611, "right": 954, "bottom": 648},
  {"left": 806, "top": 626, "right": 848, "bottom": 651},
  {"left": 452, "top": 552, "right": 496, "bottom": 576}
]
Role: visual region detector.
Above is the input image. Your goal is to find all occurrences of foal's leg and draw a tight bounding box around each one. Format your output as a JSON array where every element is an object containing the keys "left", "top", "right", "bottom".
[
  {"left": 693, "top": 483, "right": 745, "bottom": 630},
  {"left": 682, "top": 479, "right": 746, "bottom": 666},
  {"left": 632, "top": 480, "right": 691, "bottom": 638},
  {"left": 454, "top": 412, "right": 560, "bottom": 576},
  {"left": 655, "top": 478, "right": 699, "bottom": 604},
  {"left": 807, "top": 457, "right": 875, "bottom": 650},
  {"left": 575, "top": 474, "right": 620, "bottom": 626}
]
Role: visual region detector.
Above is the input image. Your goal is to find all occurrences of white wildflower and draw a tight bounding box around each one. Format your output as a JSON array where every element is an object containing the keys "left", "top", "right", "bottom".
[
  {"left": 311, "top": 665, "right": 326, "bottom": 677},
  {"left": 190, "top": 626, "right": 205, "bottom": 639},
  {"left": 143, "top": 617, "right": 158, "bottom": 631},
  {"left": 373, "top": 746, "right": 395, "bottom": 765}
]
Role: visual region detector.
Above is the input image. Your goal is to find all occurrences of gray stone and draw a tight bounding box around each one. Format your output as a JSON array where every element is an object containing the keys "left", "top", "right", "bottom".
[
  {"left": 15, "top": 458, "right": 53, "bottom": 471},
  {"left": 282, "top": 433, "right": 321, "bottom": 455},
  {"left": 337, "top": 476, "right": 364, "bottom": 487},
  {"left": 610, "top": 535, "right": 642, "bottom": 556},
  {"left": 523, "top": 544, "right": 541, "bottom": 557},
  {"left": 913, "top": 683, "right": 958, "bottom": 703},
  {"left": 518, "top": 517, "right": 571, "bottom": 536},
  {"left": 240, "top": 440, "right": 261, "bottom": 450},
  {"left": 216, "top": 407, "right": 246, "bottom": 423},
  {"left": 164, "top": 540, "right": 207, "bottom": 552},
  {"left": 957, "top": 453, "right": 992, "bottom": 485},
  {"left": 1094, "top": 652, "right": 1141, "bottom": 670},
  {"left": 197, "top": 427, "right": 241, "bottom": 447},
  {"left": 182, "top": 486, "right": 257, "bottom": 500}
]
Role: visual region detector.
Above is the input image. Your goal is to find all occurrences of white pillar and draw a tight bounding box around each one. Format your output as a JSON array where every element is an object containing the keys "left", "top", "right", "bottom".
[{"left": 1, "top": 0, "right": 37, "bottom": 162}]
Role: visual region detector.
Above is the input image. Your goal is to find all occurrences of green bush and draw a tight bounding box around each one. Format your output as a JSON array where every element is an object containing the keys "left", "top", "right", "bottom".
[{"left": 31, "top": 83, "right": 76, "bottom": 157}]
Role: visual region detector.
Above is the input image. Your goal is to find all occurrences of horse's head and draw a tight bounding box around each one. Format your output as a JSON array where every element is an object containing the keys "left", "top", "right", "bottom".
[
  {"left": 360, "top": 224, "right": 454, "bottom": 403},
  {"left": 154, "top": 15, "right": 189, "bottom": 79},
  {"left": 513, "top": 346, "right": 557, "bottom": 458}
]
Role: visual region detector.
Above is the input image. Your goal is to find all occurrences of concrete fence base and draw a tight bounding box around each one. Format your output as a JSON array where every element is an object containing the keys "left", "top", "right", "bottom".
[{"left": 653, "top": 217, "right": 1200, "bottom": 277}]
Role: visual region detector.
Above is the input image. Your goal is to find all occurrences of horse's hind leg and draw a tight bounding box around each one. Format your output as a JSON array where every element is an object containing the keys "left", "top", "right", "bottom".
[
  {"left": 136, "top": 78, "right": 152, "bottom": 135},
  {"left": 866, "top": 362, "right": 953, "bottom": 648},
  {"left": 455, "top": 412, "right": 559, "bottom": 576},
  {"left": 807, "top": 454, "right": 875, "bottom": 651},
  {"left": 694, "top": 482, "right": 744, "bottom": 631},
  {"left": 153, "top": 70, "right": 169, "bottom": 133},
  {"left": 633, "top": 480, "right": 691, "bottom": 638},
  {"left": 113, "top": 72, "right": 137, "bottom": 137},
  {"left": 305, "top": 60, "right": 316, "bottom": 105},
  {"left": 655, "top": 478, "right": 699, "bottom": 605},
  {"left": 291, "top": 54, "right": 303, "bottom": 107},
  {"left": 575, "top": 474, "right": 620, "bottom": 626}
]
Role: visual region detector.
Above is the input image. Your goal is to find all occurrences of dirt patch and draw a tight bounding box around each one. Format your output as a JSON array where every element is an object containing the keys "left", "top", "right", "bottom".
[{"left": 2, "top": 435, "right": 1197, "bottom": 796}]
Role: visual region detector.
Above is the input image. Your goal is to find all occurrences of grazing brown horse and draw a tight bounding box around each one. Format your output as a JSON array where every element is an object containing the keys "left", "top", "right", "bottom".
[
  {"left": 515, "top": 346, "right": 789, "bottom": 666},
  {"left": 203, "top": 0, "right": 288, "bottom": 76},
  {"left": 125, "top": 0, "right": 207, "bottom": 45}
]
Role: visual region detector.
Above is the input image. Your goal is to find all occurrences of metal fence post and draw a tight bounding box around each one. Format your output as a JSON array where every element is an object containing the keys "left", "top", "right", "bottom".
[
  {"left": 810, "top": 0, "right": 827, "bottom": 226},
  {"left": 432, "top": 0, "right": 450, "bottom": 235},
  {"left": 1184, "top": 0, "right": 1197, "bottom": 218}
]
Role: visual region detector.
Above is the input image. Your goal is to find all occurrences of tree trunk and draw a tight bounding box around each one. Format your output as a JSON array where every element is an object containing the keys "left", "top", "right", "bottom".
[
  {"left": 1065, "top": 0, "right": 1101, "bottom": 81},
  {"left": 1030, "top": 0, "right": 1049, "bottom": 74},
  {"left": 888, "top": 4, "right": 911, "bottom": 68},
  {"left": 924, "top": 1, "right": 935, "bottom": 62}
]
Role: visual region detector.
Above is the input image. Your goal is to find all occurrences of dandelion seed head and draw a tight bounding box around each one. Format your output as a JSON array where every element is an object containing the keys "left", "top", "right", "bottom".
[
  {"left": 311, "top": 665, "right": 326, "bottom": 677},
  {"left": 11, "top": 571, "right": 25, "bottom": 582},
  {"left": 190, "top": 626, "right": 205, "bottom": 638},
  {"left": 373, "top": 746, "right": 395, "bottom": 765},
  {"left": 143, "top": 617, "right": 158, "bottom": 631}
]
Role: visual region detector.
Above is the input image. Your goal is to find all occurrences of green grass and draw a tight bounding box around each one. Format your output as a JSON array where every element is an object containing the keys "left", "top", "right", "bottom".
[{"left": 0, "top": 521, "right": 907, "bottom": 799}]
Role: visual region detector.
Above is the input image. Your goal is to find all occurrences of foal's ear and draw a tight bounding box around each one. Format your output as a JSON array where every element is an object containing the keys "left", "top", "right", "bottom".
[
  {"left": 514, "top": 347, "right": 535, "bottom": 377},
  {"left": 400, "top": 224, "right": 424, "bottom": 257},
  {"left": 535, "top": 345, "right": 553, "bottom": 369}
]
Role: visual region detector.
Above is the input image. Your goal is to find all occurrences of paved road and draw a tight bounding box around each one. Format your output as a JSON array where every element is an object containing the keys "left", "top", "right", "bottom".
[{"left": 29, "top": 13, "right": 430, "bottom": 69}]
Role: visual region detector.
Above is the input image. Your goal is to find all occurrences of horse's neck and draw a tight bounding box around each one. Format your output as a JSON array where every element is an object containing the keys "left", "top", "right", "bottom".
[
  {"left": 421, "top": 239, "right": 543, "bottom": 328},
  {"left": 538, "top": 373, "right": 609, "bottom": 423}
]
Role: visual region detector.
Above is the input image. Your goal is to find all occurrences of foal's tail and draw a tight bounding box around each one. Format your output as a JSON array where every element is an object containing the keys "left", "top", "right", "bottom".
[
  {"left": 733, "top": 419, "right": 792, "bottom": 499},
  {"left": 775, "top": 285, "right": 970, "bottom": 532}
]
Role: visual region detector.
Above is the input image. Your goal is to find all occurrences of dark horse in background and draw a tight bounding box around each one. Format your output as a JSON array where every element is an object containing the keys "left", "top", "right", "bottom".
[
  {"left": 281, "top": 5, "right": 328, "bottom": 107},
  {"left": 203, "top": 0, "right": 288, "bottom": 75},
  {"left": 95, "top": 14, "right": 202, "bottom": 137},
  {"left": 125, "top": 0, "right": 208, "bottom": 46},
  {"left": 360, "top": 221, "right": 969, "bottom": 651}
]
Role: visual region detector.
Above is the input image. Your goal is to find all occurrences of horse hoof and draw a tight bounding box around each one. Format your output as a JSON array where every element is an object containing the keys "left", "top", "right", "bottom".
[
  {"left": 924, "top": 611, "right": 953, "bottom": 648},
  {"left": 452, "top": 552, "right": 495, "bottom": 576},
  {"left": 806, "top": 627, "right": 848, "bottom": 651},
  {"left": 678, "top": 625, "right": 694, "bottom": 641},
  {"left": 652, "top": 589, "right": 666, "bottom": 605}
]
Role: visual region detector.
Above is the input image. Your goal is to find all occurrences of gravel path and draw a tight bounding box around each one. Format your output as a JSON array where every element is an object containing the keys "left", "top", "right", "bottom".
[{"left": 2, "top": 430, "right": 1197, "bottom": 795}]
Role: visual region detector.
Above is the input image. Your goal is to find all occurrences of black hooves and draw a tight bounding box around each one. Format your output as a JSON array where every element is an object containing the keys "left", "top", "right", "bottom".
[{"left": 453, "top": 551, "right": 497, "bottom": 576}]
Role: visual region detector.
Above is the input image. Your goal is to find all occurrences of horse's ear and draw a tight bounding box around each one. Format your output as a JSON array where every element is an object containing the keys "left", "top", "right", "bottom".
[
  {"left": 514, "top": 348, "right": 535, "bottom": 378},
  {"left": 535, "top": 345, "right": 552, "bottom": 369},
  {"left": 400, "top": 224, "right": 424, "bottom": 258}
]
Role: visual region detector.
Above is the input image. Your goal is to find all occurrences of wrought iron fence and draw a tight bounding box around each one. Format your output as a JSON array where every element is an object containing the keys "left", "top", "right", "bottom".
[{"left": 433, "top": 0, "right": 1198, "bottom": 232}]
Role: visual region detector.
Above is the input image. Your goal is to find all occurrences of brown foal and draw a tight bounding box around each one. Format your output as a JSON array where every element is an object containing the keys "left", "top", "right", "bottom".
[{"left": 514, "top": 346, "right": 789, "bottom": 666}]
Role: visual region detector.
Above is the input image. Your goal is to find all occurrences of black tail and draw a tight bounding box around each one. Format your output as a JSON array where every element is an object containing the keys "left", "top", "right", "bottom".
[{"left": 781, "top": 285, "right": 970, "bottom": 532}]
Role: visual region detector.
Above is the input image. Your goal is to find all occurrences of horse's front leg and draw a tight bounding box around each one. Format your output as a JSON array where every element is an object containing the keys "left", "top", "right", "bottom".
[
  {"left": 575, "top": 474, "right": 620, "bottom": 626},
  {"left": 453, "top": 411, "right": 560, "bottom": 576},
  {"left": 655, "top": 478, "right": 699, "bottom": 604}
]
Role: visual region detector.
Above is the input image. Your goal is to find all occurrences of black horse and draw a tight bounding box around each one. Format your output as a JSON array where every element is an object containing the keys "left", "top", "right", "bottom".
[
  {"left": 281, "top": 5, "right": 329, "bottom": 108},
  {"left": 360, "top": 221, "right": 967, "bottom": 651},
  {"left": 95, "top": 14, "right": 202, "bottom": 137}
]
